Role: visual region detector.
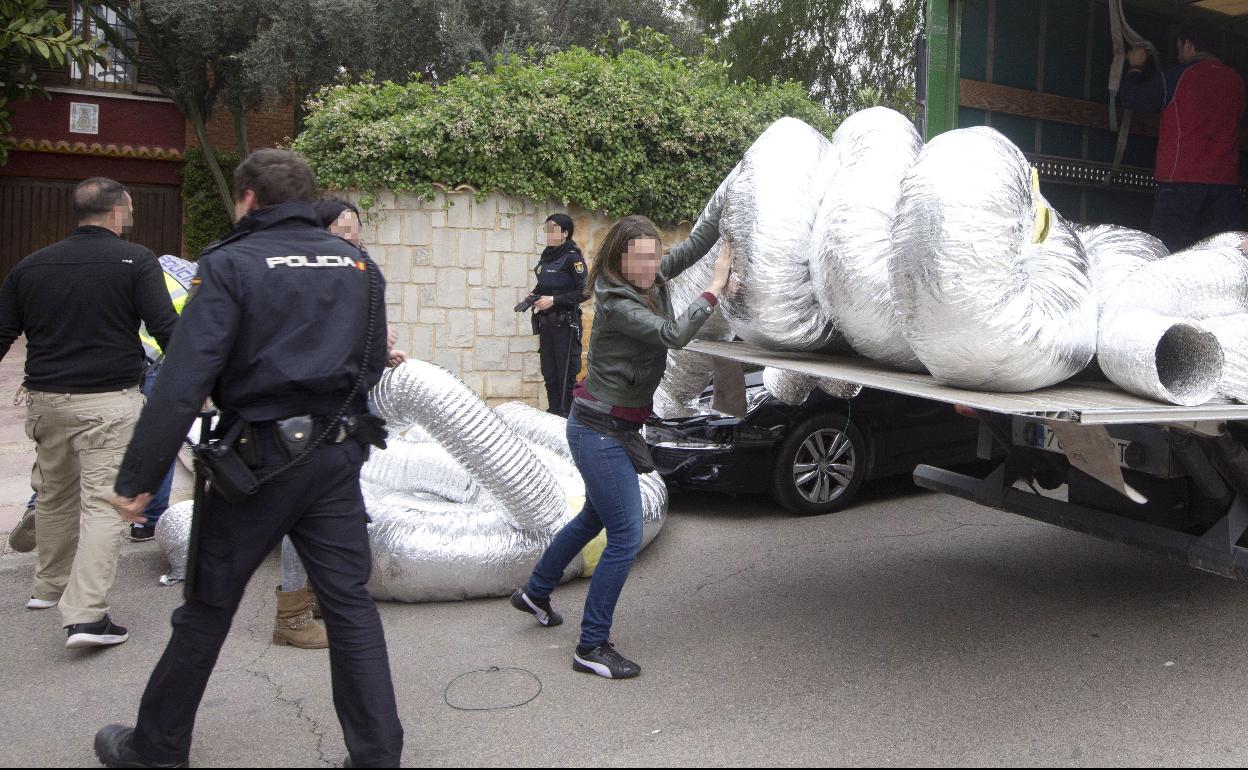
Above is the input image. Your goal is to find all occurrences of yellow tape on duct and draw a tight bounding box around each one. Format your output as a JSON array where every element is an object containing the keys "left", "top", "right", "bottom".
[{"left": 1031, "top": 167, "right": 1051, "bottom": 244}]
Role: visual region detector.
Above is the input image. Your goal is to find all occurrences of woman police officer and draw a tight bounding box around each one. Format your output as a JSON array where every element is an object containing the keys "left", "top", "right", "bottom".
[{"left": 528, "top": 213, "right": 588, "bottom": 416}]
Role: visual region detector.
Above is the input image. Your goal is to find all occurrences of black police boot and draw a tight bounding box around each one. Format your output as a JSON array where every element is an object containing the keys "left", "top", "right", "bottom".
[
  {"left": 509, "top": 588, "right": 563, "bottom": 627},
  {"left": 93, "top": 725, "right": 187, "bottom": 768},
  {"left": 573, "top": 642, "right": 641, "bottom": 679}
]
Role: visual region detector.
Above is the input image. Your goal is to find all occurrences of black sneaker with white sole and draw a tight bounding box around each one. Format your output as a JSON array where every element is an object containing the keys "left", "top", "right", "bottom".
[
  {"left": 510, "top": 588, "right": 563, "bottom": 627},
  {"left": 129, "top": 524, "right": 155, "bottom": 543},
  {"left": 66, "top": 615, "right": 129, "bottom": 649},
  {"left": 573, "top": 642, "right": 641, "bottom": 679}
]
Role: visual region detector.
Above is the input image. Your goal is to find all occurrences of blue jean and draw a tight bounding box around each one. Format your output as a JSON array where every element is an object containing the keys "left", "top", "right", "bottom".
[
  {"left": 141, "top": 364, "right": 175, "bottom": 526},
  {"left": 526, "top": 411, "right": 644, "bottom": 649}
]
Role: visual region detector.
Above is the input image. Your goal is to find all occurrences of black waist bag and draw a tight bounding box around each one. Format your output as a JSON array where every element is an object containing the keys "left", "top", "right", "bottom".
[{"left": 571, "top": 399, "right": 655, "bottom": 475}]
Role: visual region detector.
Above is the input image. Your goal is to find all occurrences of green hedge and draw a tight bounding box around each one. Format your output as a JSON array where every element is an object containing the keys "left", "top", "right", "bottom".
[
  {"left": 294, "top": 47, "right": 838, "bottom": 224},
  {"left": 181, "top": 148, "right": 239, "bottom": 259}
]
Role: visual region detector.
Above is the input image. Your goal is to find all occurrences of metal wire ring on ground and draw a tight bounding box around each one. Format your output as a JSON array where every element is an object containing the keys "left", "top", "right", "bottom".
[{"left": 443, "top": 666, "right": 543, "bottom": 712}]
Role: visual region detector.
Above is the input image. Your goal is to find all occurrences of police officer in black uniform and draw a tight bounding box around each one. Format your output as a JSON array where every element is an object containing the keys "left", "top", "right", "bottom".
[
  {"left": 527, "top": 213, "right": 587, "bottom": 417},
  {"left": 93, "top": 150, "right": 403, "bottom": 768}
]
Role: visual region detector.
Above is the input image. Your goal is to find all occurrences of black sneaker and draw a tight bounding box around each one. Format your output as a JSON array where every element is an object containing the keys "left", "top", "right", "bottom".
[
  {"left": 129, "top": 525, "right": 155, "bottom": 543},
  {"left": 66, "top": 615, "right": 129, "bottom": 649},
  {"left": 572, "top": 642, "right": 641, "bottom": 679},
  {"left": 94, "top": 724, "right": 187, "bottom": 768},
  {"left": 509, "top": 589, "right": 563, "bottom": 627}
]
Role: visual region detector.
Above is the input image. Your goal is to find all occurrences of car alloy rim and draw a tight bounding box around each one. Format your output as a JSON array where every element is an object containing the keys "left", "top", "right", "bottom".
[{"left": 792, "top": 428, "right": 855, "bottom": 504}]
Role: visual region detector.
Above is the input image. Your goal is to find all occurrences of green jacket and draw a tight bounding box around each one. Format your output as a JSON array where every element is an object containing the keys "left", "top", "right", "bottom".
[{"left": 583, "top": 219, "right": 720, "bottom": 408}]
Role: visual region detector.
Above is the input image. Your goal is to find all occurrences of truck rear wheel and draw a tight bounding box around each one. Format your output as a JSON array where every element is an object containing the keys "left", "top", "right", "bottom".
[{"left": 770, "top": 412, "right": 868, "bottom": 515}]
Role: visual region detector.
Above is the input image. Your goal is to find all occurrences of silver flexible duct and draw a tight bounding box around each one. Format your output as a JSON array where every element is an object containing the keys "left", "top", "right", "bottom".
[
  {"left": 1076, "top": 225, "right": 1168, "bottom": 319},
  {"left": 364, "top": 374, "right": 666, "bottom": 602},
  {"left": 654, "top": 239, "right": 735, "bottom": 417},
  {"left": 719, "top": 117, "right": 848, "bottom": 353},
  {"left": 363, "top": 487, "right": 583, "bottom": 603},
  {"left": 812, "top": 107, "right": 925, "bottom": 371},
  {"left": 762, "top": 368, "right": 861, "bottom": 405},
  {"left": 361, "top": 440, "right": 482, "bottom": 503},
  {"left": 372, "top": 361, "right": 567, "bottom": 532},
  {"left": 154, "top": 499, "right": 194, "bottom": 584},
  {"left": 891, "top": 126, "right": 1098, "bottom": 390},
  {"left": 1201, "top": 314, "right": 1248, "bottom": 404},
  {"left": 1097, "top": 239, "right": 1248, "bottom": 404}
]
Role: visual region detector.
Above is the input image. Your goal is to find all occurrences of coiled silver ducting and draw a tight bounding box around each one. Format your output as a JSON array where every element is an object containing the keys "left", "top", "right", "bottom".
[
  {"left": 372, "top": 361, "right": 567, "bottom": 533},
  {"left": 361, "top": 440, "right": 482, "bottom": 503},
  {"left": 891, "top": 126, "right": 1098, "bottom": 390},
  {"left": 1201, "top": 314, "right": 1248, "bottom": 404},
  {"left": 155, "top": 499, "right": 194, "bottom": 584},
  {"left": 762, "top": 368, "right": 862, "bottom": 406},
  {"left": 1076, "top": 225, "right": 1168, "bottom": 319},
  {"left": 654, "top": 239, "right": 736, "bottom": 418},
  {"left": 719, "top": 117, "right": 848, "bottom": 353},
  {"left": 812, "top": 107, "right": 925, "bottom": 371},
  {"left": 1097, "top": 238, "right": 1248, "bottom": 405}
]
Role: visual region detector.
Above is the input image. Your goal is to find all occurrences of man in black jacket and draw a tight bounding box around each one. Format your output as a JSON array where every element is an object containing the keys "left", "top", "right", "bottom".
[
  {"left": 0, "top": 178, "right": 177, "bottom": 648},
  {"left": 94, "top": 150, "right": 403, "bottom": 769}
]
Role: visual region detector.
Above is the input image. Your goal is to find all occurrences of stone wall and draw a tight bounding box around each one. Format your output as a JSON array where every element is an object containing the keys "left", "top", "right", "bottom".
[{"left": 352, "top": 186, "right": 690, "bottom": 408}]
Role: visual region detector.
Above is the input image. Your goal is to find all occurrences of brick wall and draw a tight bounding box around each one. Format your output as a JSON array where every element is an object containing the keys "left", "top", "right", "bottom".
[
  {"left": 352, "top": 186, "right": 690, "bottom": 409},
  {"left": 186, "top": 100, "right": 296, "bottom": 154}
]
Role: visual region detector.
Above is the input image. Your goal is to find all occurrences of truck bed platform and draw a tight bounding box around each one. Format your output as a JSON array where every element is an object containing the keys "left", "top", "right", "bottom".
[{"left": 689, "top": 340, "right": 1248, "bottom": 425}]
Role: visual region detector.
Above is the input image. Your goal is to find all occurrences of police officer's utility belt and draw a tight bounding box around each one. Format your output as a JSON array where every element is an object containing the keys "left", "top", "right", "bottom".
[
  {"left": 195, "top": 413, "right": 387, "bottom": 503},
  {"left": 532, "top": 309, "right": 580, "bottom": 334}
]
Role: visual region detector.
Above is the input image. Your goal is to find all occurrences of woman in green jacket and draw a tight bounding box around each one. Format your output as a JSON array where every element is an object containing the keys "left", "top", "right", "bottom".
[{"left": 511, "top": 214, "right": 733, "bottom": 679}]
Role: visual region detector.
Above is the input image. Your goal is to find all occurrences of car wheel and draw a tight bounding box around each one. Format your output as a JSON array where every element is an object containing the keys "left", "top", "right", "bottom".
[{"left": 769, "top": 412, "right": 868, "bottom": 516}]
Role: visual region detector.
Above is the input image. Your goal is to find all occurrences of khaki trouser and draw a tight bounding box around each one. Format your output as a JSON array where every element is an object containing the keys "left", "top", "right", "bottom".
[{"left": 26, "top": 387, "right": 143, "bottom": 627}]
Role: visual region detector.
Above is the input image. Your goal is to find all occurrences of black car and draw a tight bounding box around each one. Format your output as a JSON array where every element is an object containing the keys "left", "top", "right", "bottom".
[{"left": 645, "top": 372, "right": 982, "bottom": 515}]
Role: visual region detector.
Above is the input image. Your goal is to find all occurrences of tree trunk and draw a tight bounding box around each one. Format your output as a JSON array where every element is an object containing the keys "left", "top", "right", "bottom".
[
  {"left": 232, "top": 106, "right": 250, "bottom": 159},
  {"left": 188, "top": 104, "right": 236, "bottom": 223}
]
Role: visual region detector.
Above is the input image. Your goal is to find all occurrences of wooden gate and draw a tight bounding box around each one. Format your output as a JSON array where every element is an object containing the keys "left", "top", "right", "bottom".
[{"left": 0, "top": 178, "right": 183, "bottom": 278}]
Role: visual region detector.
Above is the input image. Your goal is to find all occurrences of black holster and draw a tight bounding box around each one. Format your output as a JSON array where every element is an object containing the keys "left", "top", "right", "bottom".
[{"left": 193, "top": 421, "right": 259, "bottom": 503}]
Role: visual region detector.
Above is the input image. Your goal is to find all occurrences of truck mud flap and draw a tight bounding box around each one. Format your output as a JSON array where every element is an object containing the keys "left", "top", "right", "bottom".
[{"left": 914, "top": 463, "right": 1248, "bottom": 580}]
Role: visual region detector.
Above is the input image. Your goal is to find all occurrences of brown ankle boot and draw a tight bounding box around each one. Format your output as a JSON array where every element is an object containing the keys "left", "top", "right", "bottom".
[
  {"left": 272, "top": 586, "right": 328, "bottom": 649},
  {"left": 305, "top": 581, "right": 322, "bottom": 619}
]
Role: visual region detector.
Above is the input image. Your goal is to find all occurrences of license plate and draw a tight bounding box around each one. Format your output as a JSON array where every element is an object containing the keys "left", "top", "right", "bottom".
[{"left": 1031, "top": 423, "right": 1133, "bottom": 468}]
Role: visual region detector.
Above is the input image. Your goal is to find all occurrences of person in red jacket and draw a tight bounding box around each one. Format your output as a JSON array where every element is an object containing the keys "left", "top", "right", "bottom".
[{"left": 1121, "top": 19, "right": 1246, "bottom": 252}]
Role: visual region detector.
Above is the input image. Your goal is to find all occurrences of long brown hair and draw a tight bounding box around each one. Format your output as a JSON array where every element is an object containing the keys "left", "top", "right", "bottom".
[{"left": 587, "top": 214, "right": 666, "bottom": 310}]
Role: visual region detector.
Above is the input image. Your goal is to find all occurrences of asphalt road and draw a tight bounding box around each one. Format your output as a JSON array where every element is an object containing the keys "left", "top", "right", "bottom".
[{"left": 2, "top": 478, "right": 1247, "bottom": 767}]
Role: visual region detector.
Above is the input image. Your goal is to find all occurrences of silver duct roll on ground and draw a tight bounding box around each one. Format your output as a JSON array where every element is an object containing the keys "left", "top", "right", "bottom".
[
  {"left": 655, "top": 239, "right": 735, "bottom": 417},
  {"left": 719, "top": 117, "right": 847, "bottom": 352},
  {"left": 812, "top": 107, "right": 924, "bottom": 371},
  {"left": 154, "top": 500, "right": 194, "bottom": 584},
  {"left": 494, "top": 402, "right": 571, "bottom": 462},
  {"left": 1201, "top": 314, "right": 1248, "bottom": 403},
  {"left": 1098, "top": 240, "right": 1248, "bottom": 404},
  {"left": 1076, "top": 225, "right": 1168, "bottom": 318},
  {"left": 362, "top": 372, "right": 666, "bottom": 602},
  {"left": 372, "top": 361, "right": 567, "bottom": 533},
  {"left": 363, "top": 487, "right": 584, "bottom": 603},
  {"left": 891, "top": 126, "right": 1098, "bottom": 390},
  {"left": 361, "top": 440, "right": 482, "bottom": 504}
]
